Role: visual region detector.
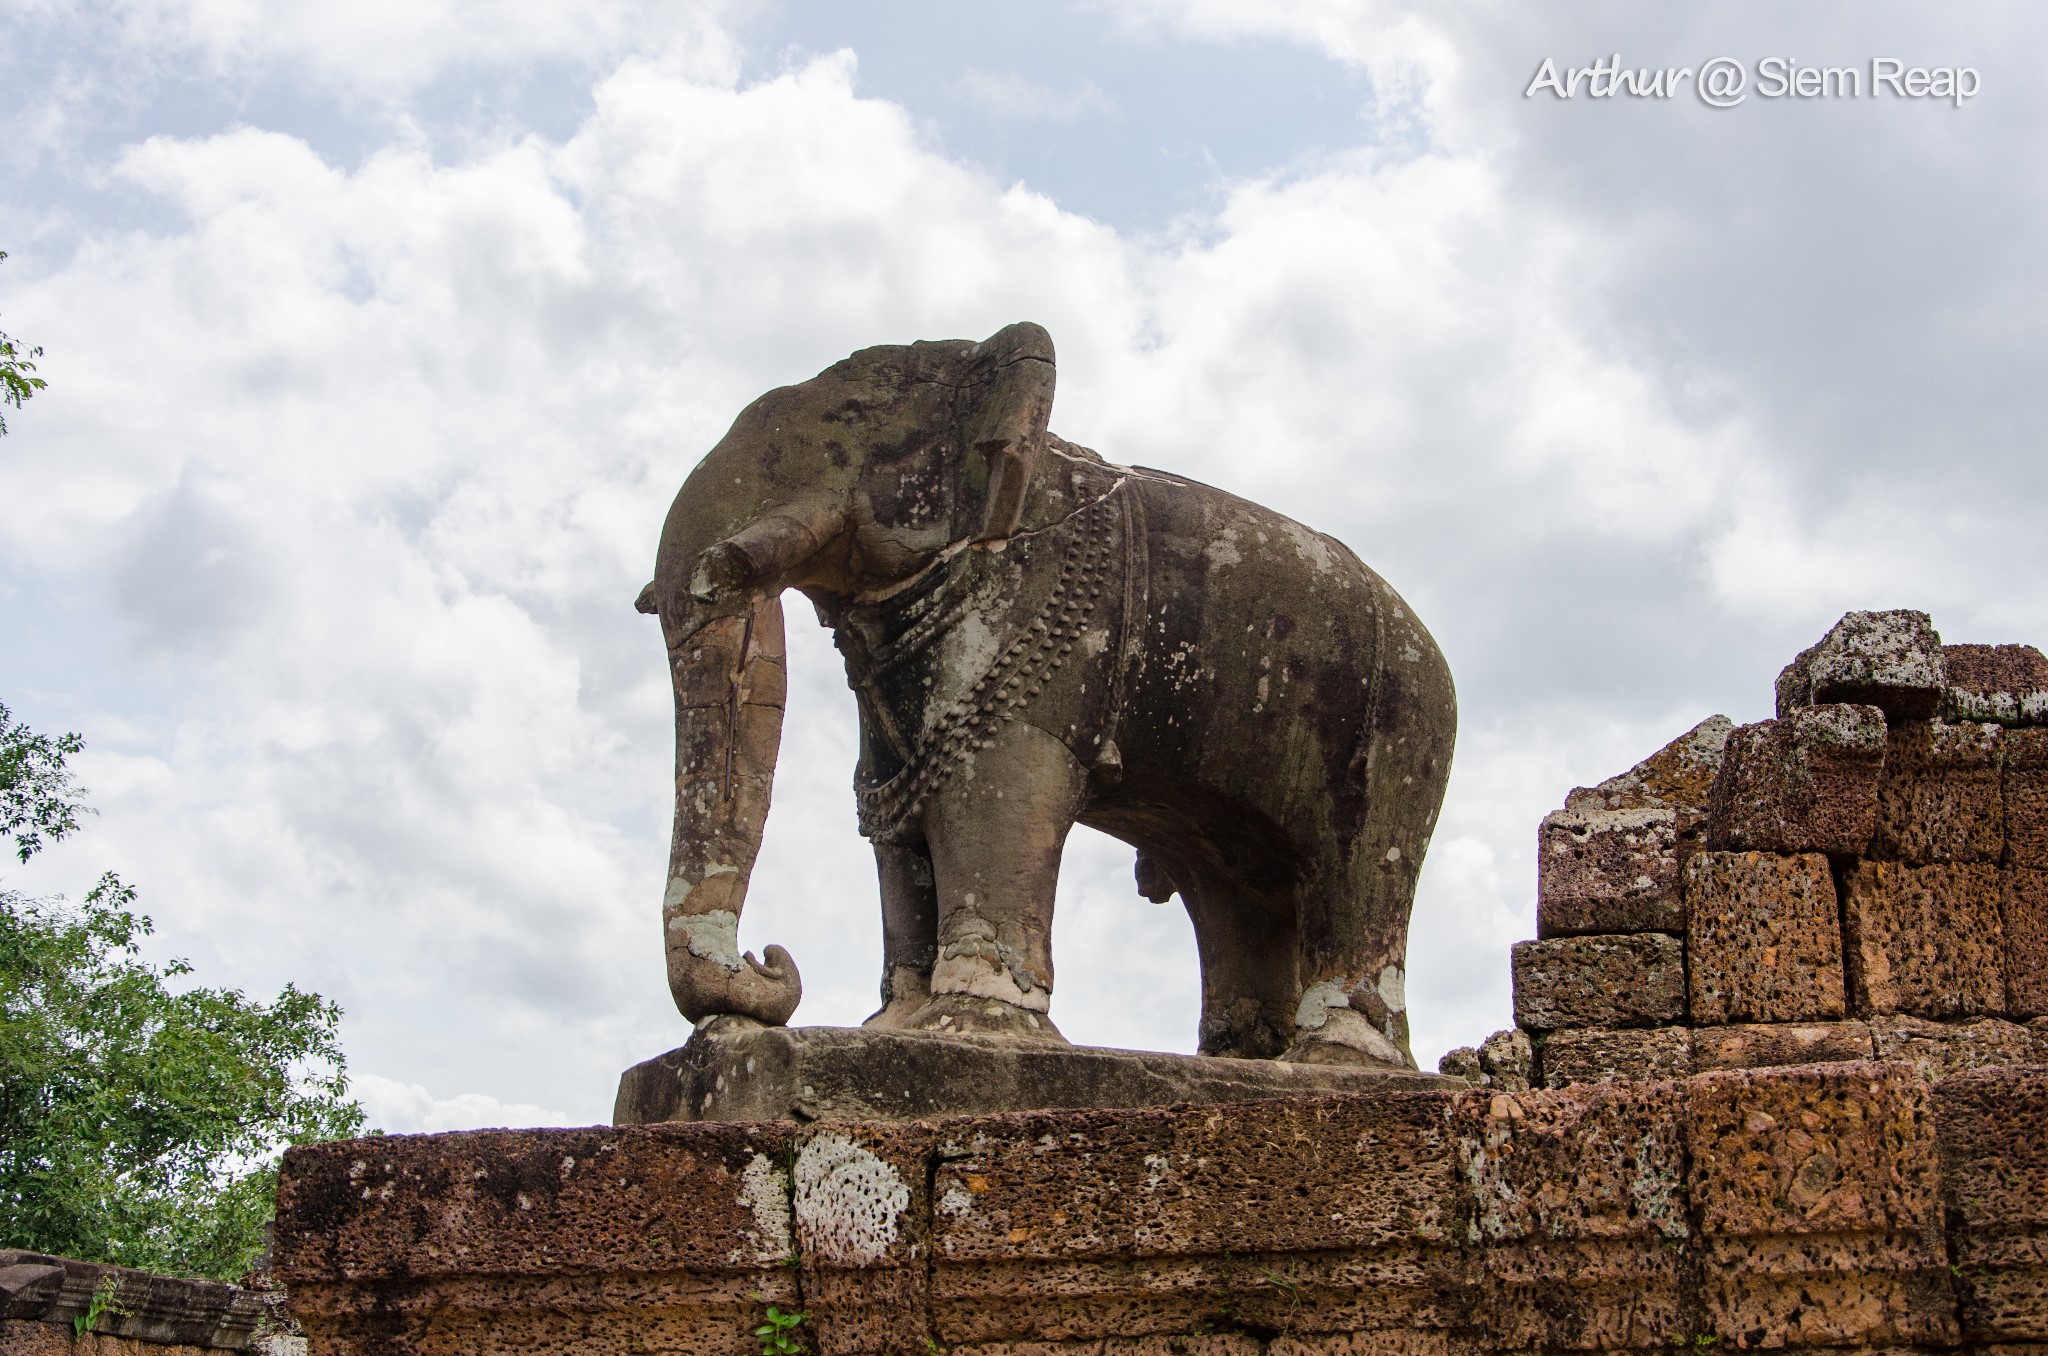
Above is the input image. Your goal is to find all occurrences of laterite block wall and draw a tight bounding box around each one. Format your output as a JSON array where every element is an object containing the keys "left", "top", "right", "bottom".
[
  {"left": 273, "top": 1062, "right": 2047, "bottom": 1354},
  {"left": 1498, "top": 611, "right": 2048, "bottom": 1089}
]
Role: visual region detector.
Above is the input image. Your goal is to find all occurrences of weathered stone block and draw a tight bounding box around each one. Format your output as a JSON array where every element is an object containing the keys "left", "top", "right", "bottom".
[
  {"left": 275, "top": 1122, "right": 802, "bottom": 1356},
  {"left": 1536, "top": 807, "right": 1682, "bottom": 937},
  {"left": 1684, "top": 1062, "right": 1957, "bottom": 1347},
  {"left": 1933, "top": 1065, "right": 2048, "bottom": 1340},
  {"left": 1267, "top": 1336, "right": 1456, "bottom": 1356},
  {"left": 927, "top": 1095, "right": 1467, "bottom": 1343},
  {"left": 2035, "top": 1016, "right": 2048, "bottom": 1064},
  {"left": 1476, "top": 1027, "right": 1532, "bottom": 1092},
  {"left": 1843, "top": 861, "right": 2008, "bottom": 1018},
  {"left": 1706, "top": 704, "right": 1887, "bottom": 856},
  {"left": 1684, "top": 850, "right": 1846, "bottom": 1024},
  {"left": 793, "top": 1123, "right": 932, "bottom": 1355},
  {"left": 1776, "top": 609, "right": 1946, "bottom": 721},
  {"left": 1870, "top": 1014, "right": 2041, "bottom": 1080},
  {"left": 1562, "top": 714, "right": 1733, "bottom": 838},
  {"left": 1538, "top": 1026, "right": 1692, "bottom": 1087},
  {"left": 1944, "top": 641, "right": 2048, "bottom": 726},
  {"left": 1871, "top": 720, "right": 2004, "bottom": 864},
  {"left": 1451, "top": 1081, "right": 1688, "bottom": 1350},
  {"left": 2006, "top": 867, "right": 2048, "bottom": 1018},
  {"left": 0, "top": 1251, "right": 264, "bottom": 1352},
  {"left": 1691, "top": 1021, "right": 1874, "bottom": 1071},
  {"left": 2005, "top": 727, "right": 2048, "bottom": 869},
  {"left": 1510, "top": 935, "right": 1686, "bottom": 1032}
]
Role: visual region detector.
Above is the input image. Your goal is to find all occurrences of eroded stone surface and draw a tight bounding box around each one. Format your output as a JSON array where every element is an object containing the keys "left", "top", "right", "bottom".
[
  {"left": 1706, "top": 704, "right": 1887, "bottom": 856},
  {"left": 1562, "top": 714, "right": 1734, "bottom": 833},
  {"left": 1942, "top": 641, "right": 2048, "bottom": 726},
  {"left": 271, "top": 1066, "right": 2048, "bottom": 1354},
  {"left": 1510, "top": 934, "right": 1686, "bottom": 1032},
  {"left": 0, "top": 1251, "right": 263, "bottom": 1351},
  {"left": 1842, "top": 861, "right": 2008, "bottom": 1018},
  {"left": 1775, "top": 609, "right": 1946, "bottom": 721},
  {"left": 1451, "top": 1080, "right": 1688, "bottom": 1350},
  {"left": 1475, "top": 1028, "right": 1533, "bottom": 1093},
  {"left": 1934, "top": 1065, "right": 2048, "bottom": 1341},
  {"left": 1535, "top": 806, "right": 1682, "bottom": 938},
  {"left": 1537, "top": 1025, "right": 1693, "bottom": 1087},
  {"left": 927, "top": 1094, "right": 1467, "bottom": 1343},
  {"left": 1869, "top": 1014, "right": 2041, "bottom": 1080},
  {"left": 793, "top": 1124, "right": 929, "bottom": 1355},
  {"left": 1684, "top": 850, "right": 1846, "bottom": 1025},
  {"left": 2007, "top": 867, "right": 2048, "bottom": 1018},
  {"left": 1684, "top": 1062, "right": 1956, "bottom": 1348},
  {"left": 1871, "top": 719, "right": 2005, "bottom": 864},
  {"left": 2006, "top": 728, "right": 2048, "bottom": 869},
  {"left": 1691, "top": 1021, "right": 1875, "bottom": 1071}
]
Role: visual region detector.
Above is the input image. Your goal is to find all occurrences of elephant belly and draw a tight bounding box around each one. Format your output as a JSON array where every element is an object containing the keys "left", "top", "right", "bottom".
[{"left": 1102, "top": 473, "right": 1451, "bottom": 865}]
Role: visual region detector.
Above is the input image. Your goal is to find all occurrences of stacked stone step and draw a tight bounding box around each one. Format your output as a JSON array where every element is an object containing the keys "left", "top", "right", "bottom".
[{"left": 1504, "top": 610, "right": 2048, "bottom": 1088}]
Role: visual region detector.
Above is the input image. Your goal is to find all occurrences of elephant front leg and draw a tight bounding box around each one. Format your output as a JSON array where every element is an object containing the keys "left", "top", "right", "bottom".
[
  {"left": 911, "top": 718, "right": 1086, "bottom": 1043},
  {"left": 863, "top": 839, "right": 937, "bottom": 1030}
]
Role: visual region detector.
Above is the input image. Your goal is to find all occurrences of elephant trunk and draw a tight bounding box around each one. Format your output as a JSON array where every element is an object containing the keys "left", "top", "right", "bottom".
[{"left": 661, "top": 590, "right": 800, "bottom": 1025}]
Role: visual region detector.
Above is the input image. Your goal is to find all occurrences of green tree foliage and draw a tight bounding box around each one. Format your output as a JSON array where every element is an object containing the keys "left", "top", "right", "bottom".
[
  {"left": 0, "top": 710, "right": 364, "bottom": 1280},
  {"left": 1, "top": 700, "right": 86, "bottom": 861},
  {"left": 0, "top": 251, "right": 47, "bottom": 436}
]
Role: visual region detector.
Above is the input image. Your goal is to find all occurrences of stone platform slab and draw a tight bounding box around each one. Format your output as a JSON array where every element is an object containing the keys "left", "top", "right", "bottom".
[{"left": 613, "top": 1016, "right": 1449, "bottom": 1125}]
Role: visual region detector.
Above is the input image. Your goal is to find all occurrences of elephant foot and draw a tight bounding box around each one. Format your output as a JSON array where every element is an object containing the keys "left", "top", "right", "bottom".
[
  {"left": 862, "top": 966, "right": 934, "bottom": 1031},
  {"left": 1280, "top": 1009, "right": 1414, "bottom": 1070},
  {"left": 905, "top": 991, "right": 1069, "bottom": 1044}
]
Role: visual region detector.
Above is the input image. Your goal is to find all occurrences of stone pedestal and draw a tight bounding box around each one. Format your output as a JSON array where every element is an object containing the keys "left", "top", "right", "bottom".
[{"left": 614, "top": 1015, "right": 1450, "bottom": 1125}]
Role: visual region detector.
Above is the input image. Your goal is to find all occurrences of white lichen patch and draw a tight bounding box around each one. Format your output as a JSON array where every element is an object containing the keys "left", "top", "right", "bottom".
[
  {"left": 1294, "top": 978, "right": 1351, "bottom": 1030},
  {"left": 668, "top": 907, "right": 744, "bottom": 971},
  {"left": 732, "top": 1152, "right": 793, "bottom": 1265},
  {"left": 1377, "top": 964, "right": 1407, "bottom": 1014},
  {"left": 795, "top": 1134, "right": 911, "bottom": 1267},
  {"left": 1204, "top": 529, "right": 1242, "bottom": 571},
  {"left": 1281, "top": 521, "right": 1337, "bottom": 575},
  {"left": 937, "top": 1185, "right": 976, "bottom": 1217}
]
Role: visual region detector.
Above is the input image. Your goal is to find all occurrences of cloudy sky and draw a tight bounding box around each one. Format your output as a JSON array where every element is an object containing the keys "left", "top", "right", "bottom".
[{"left": 2, "top": 1, "right": 2041, "bottom": 1131}]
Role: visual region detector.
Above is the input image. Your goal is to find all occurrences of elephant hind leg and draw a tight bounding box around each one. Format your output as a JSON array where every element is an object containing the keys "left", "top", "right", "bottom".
[{"left": 1175, "top": 863, "right": 1299, "bottom": 1060}]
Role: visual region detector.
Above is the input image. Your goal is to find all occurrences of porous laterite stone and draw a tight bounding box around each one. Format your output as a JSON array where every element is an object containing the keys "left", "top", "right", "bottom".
[
  {"left": 1451, "top": 1080, "right": 1688, "bottom": 1350},
  {"left": 1870, "top": 1014, "right": 2041, "bottom": 1081},
  {"left": 1842, "top": 860, "right": 2008, "bottom": 1018},
  {"left": 1684, "top": 850, "right": 1846, "bottom": 1025},
  {"left": 1871, "top": 720, "right": 2004, "bottom": 865},
  {"left": 1537, "top": 1025, "right": 1693, "bottom": 1086},
  {"left": 1510, "top": 934, "right": 1686, "bottom": 1032},
  {"left": 1775, "top": 609, "right": 1946, "bottom": 721},
  {"left": 2007, "top": 728, "right": 2048, "bottom": 870},
  {"left": 1706, "top": 704, "right": 1887, "bottom": 856},
  {"left": 1535, "top": 806, "right": 1682, "bottom": 938},
  {"left": 1933, "top": 1065, "right": 2048, "bottom": 1341},
  {"left": 2002, "top": 867, "right": 2048, "bottom": 1018},
  {"left": 1685, "top": 1062, "right": 1956, "bottom": 1348},
  {"left": 1691, "top": 1021, "right": 1874, "bottom": 1072},
  {"left": 1942, "top": 641, "right": 2048, "bottom": 726}
]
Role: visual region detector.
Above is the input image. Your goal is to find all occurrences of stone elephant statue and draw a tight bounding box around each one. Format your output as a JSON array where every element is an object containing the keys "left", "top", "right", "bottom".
[{"left": 639, "top": 322, "right": 1455, "bottom": 1067}]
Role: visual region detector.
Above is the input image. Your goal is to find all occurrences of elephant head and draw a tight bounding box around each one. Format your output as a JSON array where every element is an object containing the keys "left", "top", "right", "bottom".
[{"left": 641, "top": 322, "right": 1057, "bottom": 1026}]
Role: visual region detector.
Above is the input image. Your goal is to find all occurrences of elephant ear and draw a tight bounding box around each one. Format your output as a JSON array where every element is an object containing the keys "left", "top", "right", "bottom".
[{"left": 960, "top": 322, "right": 1056, "bottom": 543}]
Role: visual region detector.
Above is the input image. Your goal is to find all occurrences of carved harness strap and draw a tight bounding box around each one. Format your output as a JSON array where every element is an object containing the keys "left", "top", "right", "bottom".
[{"left": 851, "top": 481, "right": 1131, "bottom": 845}]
